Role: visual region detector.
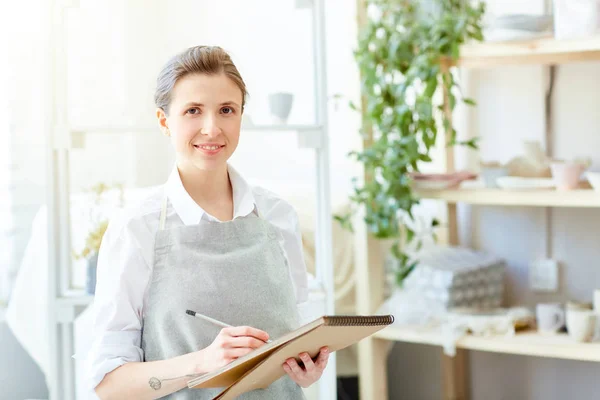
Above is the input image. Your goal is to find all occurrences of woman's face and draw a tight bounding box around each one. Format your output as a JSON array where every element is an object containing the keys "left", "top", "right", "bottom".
[{"left": 158, "top": 73, "right": 243, "bottom": 173}]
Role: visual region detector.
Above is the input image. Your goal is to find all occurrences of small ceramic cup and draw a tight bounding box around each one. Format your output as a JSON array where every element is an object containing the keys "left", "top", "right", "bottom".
[
  {"left": 536, "top": 303, "right": 565, "bottom": 334},
  {"left": 566, "top": 308, "right": 597, "bottom": 342},
  {"left": 268, "top": 92, "right": 294, "bottom": 124},
  {"left": 481, "top": 167, "right": 509, "bottom": 188},
  {"left": 550, "top": 161, "right": 586, "bottom": 190}
]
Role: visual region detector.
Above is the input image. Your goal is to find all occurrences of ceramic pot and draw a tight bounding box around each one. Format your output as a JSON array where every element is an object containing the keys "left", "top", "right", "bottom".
[
  {"left": 268, "top": 92, "right": 294, "bottom": 124},
  {"left": 550, "top": 161, "right": 586, "bottom": 190}
]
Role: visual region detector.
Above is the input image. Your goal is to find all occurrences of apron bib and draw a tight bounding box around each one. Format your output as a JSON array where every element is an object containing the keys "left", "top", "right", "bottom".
[{"left": 141, "top": 195, "right": 305, "bottom": 399}]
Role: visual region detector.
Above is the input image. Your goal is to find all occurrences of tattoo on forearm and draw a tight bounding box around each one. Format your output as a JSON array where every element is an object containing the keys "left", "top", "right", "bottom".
[
  {"left": 149, "top": 373, "right": 204, "bottom": 390},
  {"left": 149, "top": 377, "right": 161, "bottom": 390}
]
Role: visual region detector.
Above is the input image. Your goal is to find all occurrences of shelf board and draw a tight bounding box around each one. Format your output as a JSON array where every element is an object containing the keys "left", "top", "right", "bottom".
[
  {"left": 70, "top": 124, "right": 322, "bottom": 134},
  {"left": 457, "top": 35, "right": 600, "bottom": 68},
  {"left": 70, "top": 125, "right": 157, "bottom": 134},
  {"left": 417, "top": 188, "right": 600, "bottom": 208},
  {"left": 375, "top": 326, "right": 600, "bottom": 362},
  {"left": 57, "top": 290, "right": 94, "bottom": 307}
]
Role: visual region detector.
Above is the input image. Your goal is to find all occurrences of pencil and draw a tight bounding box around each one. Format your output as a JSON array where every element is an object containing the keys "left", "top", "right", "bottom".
[
  {"left": 186, "top": 309, "right": 232, "bottom": 328},
  {"left": 185, "top": 309, "right": 272, "bottom": 343}
]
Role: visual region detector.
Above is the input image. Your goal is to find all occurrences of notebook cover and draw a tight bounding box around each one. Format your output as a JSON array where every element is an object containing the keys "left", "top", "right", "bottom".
[
  {"left": 209, "top": 318, "right": 393, "bottom": 399},
  {"left": 187, "top": 317, "right": 326, "bottom": 389},
  {"left": 187, "top": 315, "right": 394, "bottom": 392}
]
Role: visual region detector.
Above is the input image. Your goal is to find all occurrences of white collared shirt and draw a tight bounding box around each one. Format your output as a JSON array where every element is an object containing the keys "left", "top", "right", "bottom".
[{"left": 84, "top": 164, "right": 308, "bottom": 392}]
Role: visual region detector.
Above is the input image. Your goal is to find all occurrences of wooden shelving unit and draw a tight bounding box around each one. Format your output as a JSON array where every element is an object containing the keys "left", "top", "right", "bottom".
[
  {"left": 375, "top": 326, "right": 600, "bottom": 363},
  {"left": 458, "top": 35, "right": 600, "bottom": 68},
  {"left": 416, "top": 188, "right": 600, "bottom": 208},
  {"left": 354, "top": 4, "right": 600, "bottom": 399}
]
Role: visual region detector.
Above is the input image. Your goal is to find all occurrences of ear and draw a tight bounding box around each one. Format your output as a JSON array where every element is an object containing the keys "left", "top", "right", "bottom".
[{"left": 156, "top": 108, "right": 170, "bottom": 136}]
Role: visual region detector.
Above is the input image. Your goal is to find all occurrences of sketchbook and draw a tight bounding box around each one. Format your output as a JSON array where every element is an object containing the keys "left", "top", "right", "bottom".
[{"left": 187, "top": 314, "right": 394, "bottom": 399}]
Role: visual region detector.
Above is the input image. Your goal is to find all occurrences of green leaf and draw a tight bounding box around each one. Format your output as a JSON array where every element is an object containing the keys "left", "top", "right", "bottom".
[
  {"left": 333, "top": 214, "right": 354, "bottom": 232},
  {"left": 406, "top": 228, "right": 414, "bottom": 244},
  {"left": 463, "top": 97, "right": 476, "bottom": 106},
  {"left": 419, "top": 153, "right": 432, "bottom": 162},
  {"left": 451, "top": 42, "right": 459, "bottom": 60},
  {"left": 465, "top": 137, "right": 479, "bottom": 149},
  {"left": 424, "top": 77, "right": 438, "bottom": 98}
]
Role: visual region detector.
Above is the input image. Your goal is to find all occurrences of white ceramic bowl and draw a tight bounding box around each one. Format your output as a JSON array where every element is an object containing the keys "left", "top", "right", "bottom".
[
  {"left": 481, "top": 167, "right": 508, "bottom": 188},
  {"left": 586, "top": 172, "right": 600, "bottom": 192}
]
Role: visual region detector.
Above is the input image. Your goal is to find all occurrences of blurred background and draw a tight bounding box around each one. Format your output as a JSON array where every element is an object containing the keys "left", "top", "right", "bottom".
[{"left": 2, "top": 0, "right": 600, "bottom": 399}]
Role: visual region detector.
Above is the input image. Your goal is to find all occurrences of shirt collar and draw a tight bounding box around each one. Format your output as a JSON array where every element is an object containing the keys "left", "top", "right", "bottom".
[{"left": 165, "top": 163, "right": 258, "bottom": 225}]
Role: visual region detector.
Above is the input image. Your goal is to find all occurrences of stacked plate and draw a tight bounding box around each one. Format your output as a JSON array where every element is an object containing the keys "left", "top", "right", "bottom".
[
  {"left": 484, "top": 14, "right": 553, "bottom": 42},
  {"left": 401, "top": 246, "right": 505, "bottom": 310}
]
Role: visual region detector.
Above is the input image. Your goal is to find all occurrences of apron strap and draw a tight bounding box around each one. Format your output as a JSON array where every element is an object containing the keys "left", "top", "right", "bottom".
[{"left": 159, "top": 194, "right": 168, "bottom": 231}]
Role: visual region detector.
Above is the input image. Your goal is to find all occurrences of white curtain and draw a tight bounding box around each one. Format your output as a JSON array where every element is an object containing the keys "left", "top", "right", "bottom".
[{"left": 0, "top": 36, "right": 14, "bottom": 306}]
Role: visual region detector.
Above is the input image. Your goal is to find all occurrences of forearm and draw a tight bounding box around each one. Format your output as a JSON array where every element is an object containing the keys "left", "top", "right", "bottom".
[{"left": 94, "top": 351, "right": 203, "bottom": 400}]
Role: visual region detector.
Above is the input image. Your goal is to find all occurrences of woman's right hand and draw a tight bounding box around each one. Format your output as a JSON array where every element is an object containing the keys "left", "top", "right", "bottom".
[{"left": 195, "top": 326, "right": 270, "bottom": 373}]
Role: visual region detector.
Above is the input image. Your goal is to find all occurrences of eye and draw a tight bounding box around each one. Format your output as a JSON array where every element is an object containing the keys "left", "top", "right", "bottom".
[
  {"left": 221, "top": 106, "right": 234, "bottom": 115},
  {"left": 186, "top": 107, "right": 200, "bottom": 115}
]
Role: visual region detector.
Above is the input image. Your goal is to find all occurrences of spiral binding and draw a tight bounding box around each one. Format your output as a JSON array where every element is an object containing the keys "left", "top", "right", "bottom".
[{"left": 324, "top": 315, "right": 394, "bottom": 326}]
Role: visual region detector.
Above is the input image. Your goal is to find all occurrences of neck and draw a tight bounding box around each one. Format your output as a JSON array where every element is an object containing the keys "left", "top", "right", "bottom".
[{"left": 178, "top": 162, "right": 232, "bottom": 206}]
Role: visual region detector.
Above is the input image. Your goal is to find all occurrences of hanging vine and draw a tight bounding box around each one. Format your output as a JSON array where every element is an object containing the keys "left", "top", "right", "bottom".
[{"left": 335, "top": 0, "right": 486, "bottom": 285}]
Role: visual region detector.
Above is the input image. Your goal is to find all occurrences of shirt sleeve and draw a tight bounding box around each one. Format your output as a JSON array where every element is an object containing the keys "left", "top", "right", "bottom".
[{"left": 84, "top": 211, "right": 154, "bottom": 391}]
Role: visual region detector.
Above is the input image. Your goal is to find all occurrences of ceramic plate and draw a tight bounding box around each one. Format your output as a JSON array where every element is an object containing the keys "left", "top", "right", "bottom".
[{"left": 496, "top": 176, "right": 555, "bottom": 190}]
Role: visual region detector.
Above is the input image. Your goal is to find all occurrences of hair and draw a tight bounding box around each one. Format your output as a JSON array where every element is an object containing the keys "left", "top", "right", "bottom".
[{"left": 154, "top": 45, "right": 248, "bottom": 115}]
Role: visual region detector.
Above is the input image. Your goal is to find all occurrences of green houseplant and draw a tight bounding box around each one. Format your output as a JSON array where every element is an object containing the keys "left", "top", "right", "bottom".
[{"left": 335, "top": 0, "right": 486, "bottom": 285}]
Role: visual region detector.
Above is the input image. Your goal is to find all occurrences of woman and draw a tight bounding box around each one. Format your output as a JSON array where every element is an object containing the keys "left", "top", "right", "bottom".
[{"left": 87, "top": 45, "right": 329, "bottom": 399}]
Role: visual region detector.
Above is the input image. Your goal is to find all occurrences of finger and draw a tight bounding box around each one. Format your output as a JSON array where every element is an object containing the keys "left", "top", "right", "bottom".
[
  {"left": 285, "top": 358, "right": 305, "bottom": 377},
  {"left": 225, "top": 326, "right": 269, "bottom": 342},
  {"left": 282, "top": 362, "right": 292, "bottom": 375},
  {"left": 224, "top": 346, "right": 254, "bottom": 360},
  {"left": 226, "top": 336, "right": 266, "bottom": 350},
  {"left": 298, "top": 352, "right": 315, "bottom": 373},
  {"left": 315, "top": 348, "right": 329, "bottom": 369}
]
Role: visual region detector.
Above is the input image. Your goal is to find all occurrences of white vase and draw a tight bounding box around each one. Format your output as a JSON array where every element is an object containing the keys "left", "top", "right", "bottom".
[{"left": 268, "top": 92, "right": 294, "bottom": 125}]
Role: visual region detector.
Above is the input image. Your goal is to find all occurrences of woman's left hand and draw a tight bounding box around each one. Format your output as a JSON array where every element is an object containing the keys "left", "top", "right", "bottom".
[{"left": 282, "top": 347, "right": 329, "bottom": 388}]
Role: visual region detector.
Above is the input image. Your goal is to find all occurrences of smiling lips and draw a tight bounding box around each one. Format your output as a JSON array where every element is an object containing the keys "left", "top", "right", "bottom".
[{"left": 193, "top": 143, "right": 225, "bottom": 156}]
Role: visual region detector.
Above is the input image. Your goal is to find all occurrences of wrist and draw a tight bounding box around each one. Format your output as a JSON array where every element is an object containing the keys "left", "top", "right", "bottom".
[{"left": 189, "top": 349, "right": 207, "bottom": 375}]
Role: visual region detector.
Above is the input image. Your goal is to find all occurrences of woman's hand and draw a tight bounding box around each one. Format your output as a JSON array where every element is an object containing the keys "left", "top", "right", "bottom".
[
  {"left": 282, "top": 347, "right": 329, "bottom": 388},
  {"left": 195, "top": 326, "right": 269, "bottom": 373}
]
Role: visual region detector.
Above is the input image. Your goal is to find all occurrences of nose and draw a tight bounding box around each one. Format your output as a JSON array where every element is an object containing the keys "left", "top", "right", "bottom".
[{"left": 200, "top": 115, "right": 222, "bottom": 138}]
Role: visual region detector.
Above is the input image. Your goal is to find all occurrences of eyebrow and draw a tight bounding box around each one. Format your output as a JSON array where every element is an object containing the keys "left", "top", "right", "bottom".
[{"left": 182, "top": 101, "right": 241, "bottom": 108}]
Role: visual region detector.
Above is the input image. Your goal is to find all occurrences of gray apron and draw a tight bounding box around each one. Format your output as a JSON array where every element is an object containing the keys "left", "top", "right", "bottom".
[{"left": 141, "top": 194, "right": 306, "bottom": 399}]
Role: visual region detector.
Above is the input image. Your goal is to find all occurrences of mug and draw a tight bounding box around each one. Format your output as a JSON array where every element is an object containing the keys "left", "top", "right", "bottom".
[
  {"left": 566, "top": 309, "right": 597, "bottom": 342},
  {"left": 550, "top": 161, "right": 586, "bottom": 191},
  {"left": 536, "top": 303, "right": 565, "bottom": 334}
]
